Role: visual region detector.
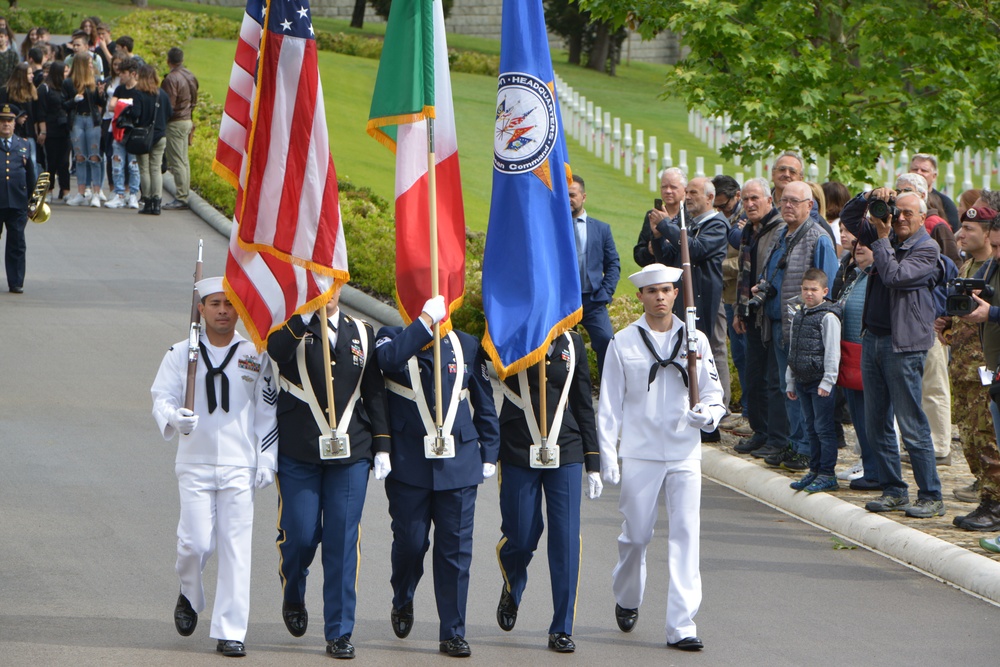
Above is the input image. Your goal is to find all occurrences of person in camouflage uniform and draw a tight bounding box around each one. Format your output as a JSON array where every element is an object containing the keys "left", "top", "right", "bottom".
[{"left": 946, "top": 206, "right": 1000, "bottom": 530}]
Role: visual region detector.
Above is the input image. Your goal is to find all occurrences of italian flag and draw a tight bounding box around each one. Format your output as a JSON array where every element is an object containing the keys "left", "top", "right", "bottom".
[{"left": 367, "top": 0, "right": 465, "bottom": 330}]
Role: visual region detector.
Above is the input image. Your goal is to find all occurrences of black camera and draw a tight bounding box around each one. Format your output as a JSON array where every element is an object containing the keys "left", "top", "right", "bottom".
[
  {"left": 867, "top": 194, "right": 899, "bottom": 222},
  {"left": 744, "top": 279, "right": 776, "bottom": 314},
  {"left": 946, "top": 278, "right": 995, "bottom": 316}
]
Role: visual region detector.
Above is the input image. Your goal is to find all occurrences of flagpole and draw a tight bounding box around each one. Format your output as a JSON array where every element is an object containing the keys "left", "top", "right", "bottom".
[
  {"left": 427, "top": 117, "right": 444, "bottom": 438},
  {"left": 321, "top": 303, "right": 338, "bottom": 432}
]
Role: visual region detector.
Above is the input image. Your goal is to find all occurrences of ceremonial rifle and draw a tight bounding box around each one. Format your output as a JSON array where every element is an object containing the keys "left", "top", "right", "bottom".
[
  {"left": 677, "top": 208, "right": 700, "bottom": 407},
  {"left": 183, "top": 240, "right": 204, "bottom": 411}
]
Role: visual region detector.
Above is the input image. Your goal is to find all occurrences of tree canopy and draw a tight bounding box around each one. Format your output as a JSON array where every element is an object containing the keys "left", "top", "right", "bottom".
[{"left": 577, "top": 0, "right": 1000, "bottom": 184}]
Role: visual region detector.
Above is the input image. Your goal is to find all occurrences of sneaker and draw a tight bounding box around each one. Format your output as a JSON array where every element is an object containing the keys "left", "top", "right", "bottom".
[
  {"left": 865, "top": 494, "right": 911, "bottom": 513},
  {"left": 83, "top": 187, "right": 93, "bottom": 200},
  {"left": 765, "top": 446, "right": 797, "bottom": 468},
  {"left": 805, "top": 475, "right": 839, "bottom": 494},
  {"left": 904, "top": 498, "right": 946, "bottom": 519},
  {"left": 733, "top": 420, "right": 754, "bottom": 437},
  {"left": 751, "top": 444, "right": 785, "bottom": 459},
  {"left": 97, "top": 189, "right": 107, "bottom": 202},
  {"left": 127, "top": 192, "right": 140, "bottom": 209},
  {"left": 734, "top": 435, "right": 766, "bottom": 454},
  {"left": 65, "top": 192, "right": 85, "bottom": 206},
  {"left": 105, "top": 194, "right": 126, "bottom": 209},
  {"left": 89, "top": 193, "right": 101, "bottom": 208},
  {"left": 954, "top": 480, "right": 980, "bottom": 503},
  {"left": 837, "top": 461, "right": 864, "bottom": 481},
  {"left": 790, "top": 472, "right": 818, "bottom": 491},
  {"left": 979, "top": 536, "right": 1000, "bottom": 553},
  {"left": 719, "top": 413, "right": 742, "bottom": 431},
  {"left": 780, "top": 452, "right": 810, "bottom": 472}
]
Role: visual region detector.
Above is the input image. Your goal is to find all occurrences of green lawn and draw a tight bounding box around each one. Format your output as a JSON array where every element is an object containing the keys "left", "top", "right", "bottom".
[{"left": 185, "top": 37, "right": 700, "bottom": 292}]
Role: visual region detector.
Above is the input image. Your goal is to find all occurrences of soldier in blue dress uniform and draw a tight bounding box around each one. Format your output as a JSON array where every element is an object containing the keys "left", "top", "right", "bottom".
[{"left": 0, "top": 104, "right": 36, "bottom": 294}]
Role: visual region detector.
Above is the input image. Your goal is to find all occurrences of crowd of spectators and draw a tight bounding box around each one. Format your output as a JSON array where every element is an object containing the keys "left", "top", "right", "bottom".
[
  {"left": 631, "top": 150, "right": 1000, "bottom": 538},
  {"left": 9, "top": 16, "right": 197, "bottom": 215}
]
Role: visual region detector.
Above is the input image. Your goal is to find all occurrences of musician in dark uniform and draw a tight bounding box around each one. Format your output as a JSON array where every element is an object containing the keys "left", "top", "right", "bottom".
[
  {"left": 375, "top": 296, "right": 500, "bottom": 658},
  {"left": 494, "top": 329, "right": 601, "bottom": 653},
  {"left": 0, "top": 103, "right": 36, "bottom": 294},
  {"left": 266, "top": 287, "right": 390, "bottom": 660}
]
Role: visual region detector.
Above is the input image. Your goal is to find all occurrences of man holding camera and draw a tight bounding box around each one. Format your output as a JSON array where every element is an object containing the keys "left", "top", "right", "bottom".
[
  {"left": 944, "top": 206, "right": 1000, "bottom": 530},
  {"left": 841, "top": 189, "right": 946, "bottom": 518},
  {"left": 756, "top": 181, "right": 838, "bottom": 470},
  {"left": 732, "top": 178, "right": 786, "bottom": 454},
  {"left": 635, "top": 167, "right": 686, "bottom": 267}
]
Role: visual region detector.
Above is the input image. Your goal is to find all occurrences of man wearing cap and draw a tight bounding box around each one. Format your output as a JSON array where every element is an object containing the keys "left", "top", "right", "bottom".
[
  {"left": 0, "top": 103, "right": 36, "bottom": 294},
  {"left": 266, "top": 287, "right": 390, "bottom": 660},
  {"left": 151, "top": 277, "right": 279, "bottom": 658},
  {"left": 376, "top": 296, "right": 500, "bottom": 658},
  {"left": 597, "top": 263, "right": 726, "bottom": 652}
]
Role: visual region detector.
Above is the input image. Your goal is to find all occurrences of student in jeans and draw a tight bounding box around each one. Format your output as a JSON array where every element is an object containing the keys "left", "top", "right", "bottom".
[
  {"left": 786, "top": 268, "right": 842, "bottom": 493},
  {"left": 105, "top": 57, "right": 141, "bottom": 210},
  {"left": 63, "top": 55, "right": 104, "bottom": 208}
]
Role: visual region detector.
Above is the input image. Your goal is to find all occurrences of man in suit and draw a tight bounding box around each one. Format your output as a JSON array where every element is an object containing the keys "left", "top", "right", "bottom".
[
  {"left": 266, "top": 287, "right": 390, "bottom": 660},
  {"left": 569, "top": 174, "right": 621, "bottom": 377},
  {"left": 0, "top": 103, "right": 36, "bottom": 294},
  {"left": 493, "top": 330, "right": 601, "bottom": 653},
  {"left": 376, "top": 296, "right": 500, "bottom": 658}
]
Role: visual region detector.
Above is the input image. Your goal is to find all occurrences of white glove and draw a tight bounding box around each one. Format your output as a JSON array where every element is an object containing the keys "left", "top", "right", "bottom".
[
  {"left": 255, "top": 468, "right": 275, "bottom": 489},
  {"left": 300, "top": 311, "right": 316, "bottom": 325},
  {"left": 685, "top": 403, "right": 714, "bottom": 430},
  {"left": 602, "top": 462, "right": 621, "bottom": 485},
  {"left": 422, "top": 295, "right": 447, "bottom": 324},
  {"left": 482, "top": 462, "right": 497, "bottom": 479},
  {"left": 373, "top": 451, "right": 392, "bottom": 480},
  {"left": 168, "top": 407, "right": 199, "bottom": 435},
  {"left": 587, "top": 471, "right": 603, "bottom": 499}
]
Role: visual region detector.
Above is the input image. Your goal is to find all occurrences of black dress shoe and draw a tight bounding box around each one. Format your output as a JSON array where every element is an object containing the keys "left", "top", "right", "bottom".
[
  {"left": 548, "top": 633, "right": 576, "bottom": 653},
  {"left": 326, "top": 635, "right": 355, "bottom": 659},
  {"left": 439, "top": 635, "right": 471, "bottom": 657},
  {"left": 174, "top": 593, "right": 197, "bottom": 636},
  {"left": 9, "top": 286, "right": 22, "bottom": 293},
  {"left": 668, "top": 636, "right": 704, "bottom": 651},
  {"left": 390, "top": 601, "right": 413, "bottom": 638},
  {"left": 496, "top": 586, "right": 518, "bottom": 631},
  {"left": 615, "top": 603, "right": 638, "bottom": 633},
  {"left": 282, "top": 601, "right": 308, "bottom": 637},
  {"left": 849, "top": 478, "right": 882, "bottom": 491},
  {"left": 216, "top": 639, "right": 246, "bottom": 657},
  {"left": 700, "top": 428, "right": 721, "bottom": 443}
]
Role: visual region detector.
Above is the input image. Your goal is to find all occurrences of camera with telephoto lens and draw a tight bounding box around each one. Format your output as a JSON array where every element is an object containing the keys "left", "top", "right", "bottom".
[
  {"left": 867, "top": 193, "right": 899, "bottom": 222},
  {"left": 742, "top": 278, "right": 776, "bottom": 316},
  {"left": 946, "top": 278, "right": 995, "bottom": 316}
]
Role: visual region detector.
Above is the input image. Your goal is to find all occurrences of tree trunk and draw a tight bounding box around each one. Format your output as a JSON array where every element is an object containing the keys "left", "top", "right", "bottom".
[
  {"left": 132, "top": 0, "right": 148, "bottom": 7},
  {"left": 568, "top": 32, "right": 583, "bottom": 65},
  {"left": 350, "top": 0, "right": 366, "bottom": 29},
  {"left": 587, "top": 22, "right": 610, "bottom": 72}
]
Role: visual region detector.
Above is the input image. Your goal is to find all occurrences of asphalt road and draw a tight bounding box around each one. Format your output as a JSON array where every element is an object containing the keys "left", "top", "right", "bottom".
[{"left": 1, "top": 202, "right": 997, "bottom": 665}]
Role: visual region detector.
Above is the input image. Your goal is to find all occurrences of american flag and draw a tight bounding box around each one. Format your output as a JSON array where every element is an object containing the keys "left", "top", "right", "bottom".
[{"left": 215, "top": 0, "right": 349, "bottom": 349}]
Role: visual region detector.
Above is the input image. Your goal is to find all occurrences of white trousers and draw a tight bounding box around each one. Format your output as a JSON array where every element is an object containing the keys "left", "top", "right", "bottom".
[
  {"left": 175, "top": 464, "right": 255, "bottom": 642},
  {"left": 612, "top": 457, "right": 701, "bottom": 644}
]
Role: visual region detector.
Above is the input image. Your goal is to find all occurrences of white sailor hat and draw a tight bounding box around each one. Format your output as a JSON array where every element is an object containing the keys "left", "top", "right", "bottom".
[
  {"left": 195, "top": 276, "right": 225, "bottom": 298},
  {"left": 628, "top": 263, "right": 683, "bottom": 289}
]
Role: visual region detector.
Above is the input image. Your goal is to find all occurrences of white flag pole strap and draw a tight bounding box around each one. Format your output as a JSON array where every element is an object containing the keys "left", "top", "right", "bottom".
[
  {"left": 384, "top": 331, "right": 467, "bottom": 437},
  {"left": 513, "top": 332, "right": 575, "bottom": 446}
]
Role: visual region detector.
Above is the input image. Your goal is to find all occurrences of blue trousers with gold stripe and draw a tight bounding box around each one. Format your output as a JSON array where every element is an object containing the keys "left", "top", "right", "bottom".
[
  {"left": 497, "top": 461, "right": 582, "bottom": 635},
  {"left": 276, "top": 454, "right": 369, "bottom": 641}
]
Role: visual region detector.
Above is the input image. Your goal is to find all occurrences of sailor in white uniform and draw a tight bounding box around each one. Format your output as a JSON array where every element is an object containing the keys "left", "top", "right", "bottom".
[
  {"left": 151, "top": 277, "right": 279, "bottom": 658},
  {"left": 597, "top": 263, "right": 725, "bottom": 652}
]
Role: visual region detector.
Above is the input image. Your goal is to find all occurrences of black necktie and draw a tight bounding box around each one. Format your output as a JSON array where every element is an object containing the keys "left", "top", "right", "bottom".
[
  {"left": 200, "top": 342, "right": 240, "bottom": 413},
  {"left": 3, "top": 139, "right": 10, "bottom": 152},
  {"left": 637, "top": 327, "right": 688, "bottom": 390}
]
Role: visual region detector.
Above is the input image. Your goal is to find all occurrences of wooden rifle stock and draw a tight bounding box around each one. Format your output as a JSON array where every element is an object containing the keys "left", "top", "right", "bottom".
[
  {"left": 183, "top": 240, "right": 204, "bottom": 411},
  {"left": 677, "top": 209, "right": 700, "bottom": 407}
]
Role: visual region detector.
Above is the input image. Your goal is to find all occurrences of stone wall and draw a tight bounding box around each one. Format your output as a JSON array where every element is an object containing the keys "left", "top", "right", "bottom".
[{"left": 181, "top": 0, "right": 681, "bottom": 64}]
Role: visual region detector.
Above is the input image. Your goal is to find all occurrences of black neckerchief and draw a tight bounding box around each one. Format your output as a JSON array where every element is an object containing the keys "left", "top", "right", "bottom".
[
  {"left": 637, "top": 326, "right": 688, "bottom": 390},
  {"left": 199, "top": 341, "right": 240, "bottom": 413}
]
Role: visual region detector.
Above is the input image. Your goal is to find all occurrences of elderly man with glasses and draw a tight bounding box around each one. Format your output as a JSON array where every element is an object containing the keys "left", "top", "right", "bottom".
[{"left": 754, "top": 180, "right": 838, "bottom": 471}]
